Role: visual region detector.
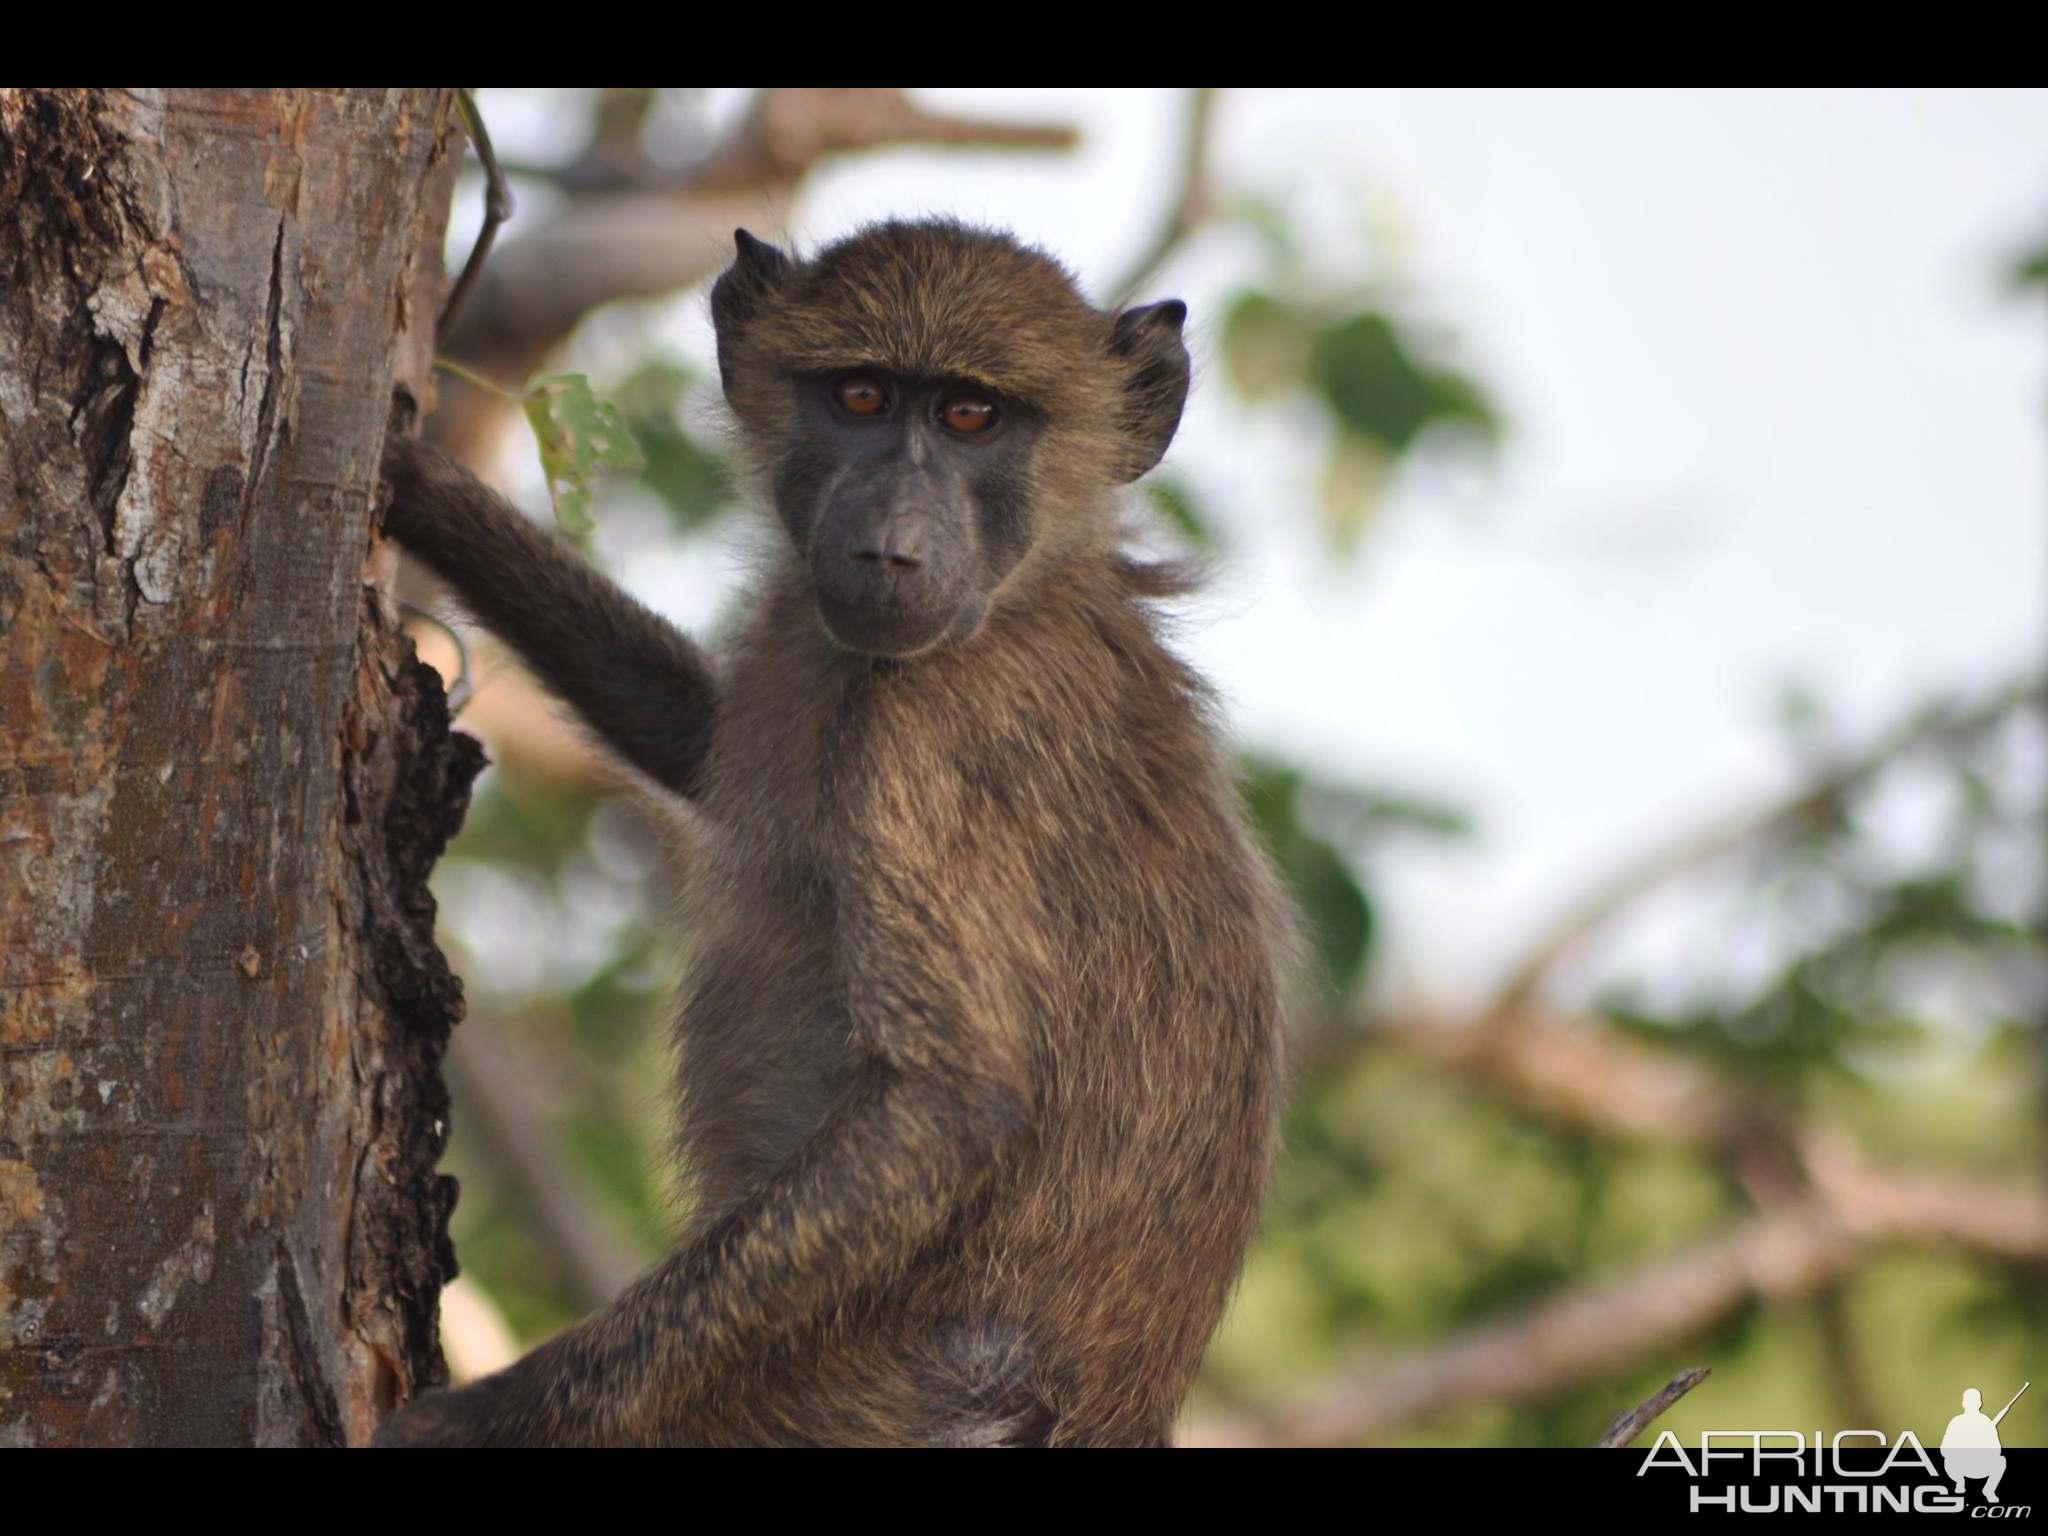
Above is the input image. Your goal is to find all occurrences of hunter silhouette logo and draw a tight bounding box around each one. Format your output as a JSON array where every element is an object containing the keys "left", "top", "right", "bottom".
[{"left": 1941, "top": 1383, "right": 2027, "bottom": 1505}]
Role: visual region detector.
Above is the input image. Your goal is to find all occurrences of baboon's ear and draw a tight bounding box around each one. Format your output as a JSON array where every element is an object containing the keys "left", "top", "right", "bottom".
[
  {"left": 711, "top": 229, "right": 794, "bottom": 396},
  {"left": 1107, "top": 299, "right": 1191, "bottom": 481}
]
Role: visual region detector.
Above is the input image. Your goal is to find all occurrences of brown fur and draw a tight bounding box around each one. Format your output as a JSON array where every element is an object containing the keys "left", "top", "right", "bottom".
[{"left": 375, "top": 221, "right": 1290, "bottom": 1447}]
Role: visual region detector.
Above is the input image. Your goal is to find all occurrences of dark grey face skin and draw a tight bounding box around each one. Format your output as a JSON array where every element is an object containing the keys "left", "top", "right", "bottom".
[
  {"left": 711, "top": 230, "right": 1192, "bottom": 660},
  {"left": 773, "top": 372, "right": 1042, "bottom": 658}
]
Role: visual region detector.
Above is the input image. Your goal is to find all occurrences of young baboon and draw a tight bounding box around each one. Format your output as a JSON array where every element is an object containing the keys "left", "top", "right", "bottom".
[{"left": 374, "top": 221, "right": 1291, "bottom": 1447}]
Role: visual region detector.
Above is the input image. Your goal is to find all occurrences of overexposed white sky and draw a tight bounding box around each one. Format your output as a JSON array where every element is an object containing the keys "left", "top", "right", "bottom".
[{"left": 481, "top": 89, "right": 2048, "bottom": 1006}]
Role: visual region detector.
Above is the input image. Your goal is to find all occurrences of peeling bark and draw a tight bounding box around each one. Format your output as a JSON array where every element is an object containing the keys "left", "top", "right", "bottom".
[{"left": 0, "top": 88, "right": 478, "bottom": 1446}]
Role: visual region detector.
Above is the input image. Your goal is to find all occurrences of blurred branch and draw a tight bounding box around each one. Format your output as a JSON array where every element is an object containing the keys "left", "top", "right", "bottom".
[
  {"left": 1289, "top": 669, "right": 2047, "bottom": 1172},
  {"left": 495, "top": 88, "right": 660, "bottom": 191},
  {"left": 439, "top": 88, "right": 1077, "bottom": 424},
  {"left": 1595, "top": 1367, "right": 1710, "bottom": 1448},
  {"left": 446, "top": 1014, "right": 650, "bottom": 1311},
  {"left": 1812, "top": 1282, "right": 1882, "bottom": 1433},
  {"left": 1110, "top": 88, "right": 1216, "bottom": 306},
  {"left": 1216, "top": 1144, "right": 2048, "bottom": 1445},
  {"left": 688, "top": 88, "right": 1077, "bottom": 191},
  {"left": 1488, "top": 670, "right": 2046, "bottom": 1021},
  {"left": 502, "top": 88, "right": 1078, "bottom": 196},
  {"left": 1374, "top": 1004, "right": 1750, "bottom": 1149},
  {"left": 1293, "top": 967, "right": 2043, "bottom": 1446}
]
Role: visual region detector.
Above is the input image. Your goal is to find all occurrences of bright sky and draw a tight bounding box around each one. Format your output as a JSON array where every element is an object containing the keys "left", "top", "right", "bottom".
[{"left": 487, "top": 89, "right": 2048, "bottom": 1006}]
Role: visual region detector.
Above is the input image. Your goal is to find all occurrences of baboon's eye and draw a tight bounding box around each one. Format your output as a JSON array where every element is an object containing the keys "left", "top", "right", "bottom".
[
  {"left": 835, "top": 375, "right": 888, "bottom": 417},
  {"left": 940, "top": 392, "right": 997, "bottom": 435}
]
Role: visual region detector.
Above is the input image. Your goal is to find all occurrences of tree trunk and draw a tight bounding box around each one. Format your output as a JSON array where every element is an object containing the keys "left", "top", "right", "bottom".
[{"left": 0, "top": 88, "right": 479, "bottom": 1446}]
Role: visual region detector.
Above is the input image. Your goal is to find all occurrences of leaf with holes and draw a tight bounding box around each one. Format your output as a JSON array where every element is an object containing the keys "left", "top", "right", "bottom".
[{"left": 523, "top": 372, "right": 645, "bottom": 535}]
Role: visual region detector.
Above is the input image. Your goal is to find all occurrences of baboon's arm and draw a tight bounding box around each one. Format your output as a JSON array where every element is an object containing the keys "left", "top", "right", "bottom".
[
  {"left": 374, "top": 863, "right": 1032, "bottom": 1446},
  {"left": 379, "top": 435, "right": 719, "bottom": 798},
  {"left": 576, "top": 1065, "right": 1018, "bottom": 1439}
]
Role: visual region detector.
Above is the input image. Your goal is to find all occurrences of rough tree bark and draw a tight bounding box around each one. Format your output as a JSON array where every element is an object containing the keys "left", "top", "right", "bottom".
[{"left": 0, "top": 88, "right": 479, "bottom": 1446}]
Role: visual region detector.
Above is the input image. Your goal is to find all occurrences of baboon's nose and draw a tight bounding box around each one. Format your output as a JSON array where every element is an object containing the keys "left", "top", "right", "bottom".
[{"left": 851, "top": 515, "right": 928, "bottom": 572}]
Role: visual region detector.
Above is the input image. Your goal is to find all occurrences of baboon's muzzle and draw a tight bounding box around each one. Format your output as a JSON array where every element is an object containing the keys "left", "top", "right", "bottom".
[{"left": 812, "top": 489, "right": 975, "bottom": 657}]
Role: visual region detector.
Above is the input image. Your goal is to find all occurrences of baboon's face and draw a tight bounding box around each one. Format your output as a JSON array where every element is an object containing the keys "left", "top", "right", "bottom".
[
  {"left": 779, "top": 368, "right": 1040, "bottom": 656},
  {"left": 711, "top": 223, "right": 1191, "bottom": 658}
]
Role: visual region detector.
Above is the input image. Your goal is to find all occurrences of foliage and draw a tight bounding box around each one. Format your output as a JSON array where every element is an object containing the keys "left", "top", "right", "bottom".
[
  {"left": 521, "top": 372, "right": 644, "bottom": 534},
  {"left": 1215, "top": 205, "right": 1499, "bottom": 555},
  {"left": 612, "top": 358, "right": 733, "bottom": 531}
]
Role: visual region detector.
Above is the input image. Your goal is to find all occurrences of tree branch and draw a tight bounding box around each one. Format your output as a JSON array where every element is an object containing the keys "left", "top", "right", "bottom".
[
  {"left": 440, "top": 89, "right": 1076, "bottom": 377},
  {"left": 1373, "top": 1003, "right": 1749, "bottom": 1149},
  {"left": 1219, "top": 1148, "right": 2048, "bottom": 1445},
  {"left": 445, "top": 1014, "right": 651, "bottom": 1311},
  {"left": 1488, "top": 670, "right": 2045, "bottom": 1020},
  {"left": 1595, "top": 1367, "right": 1711, "bottom": 1448}
]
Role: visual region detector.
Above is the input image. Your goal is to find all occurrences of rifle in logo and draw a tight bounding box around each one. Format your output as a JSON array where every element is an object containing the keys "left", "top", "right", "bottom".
[{"left": 1994, "top": 1382, "right": 2031, "bottom": 1427}]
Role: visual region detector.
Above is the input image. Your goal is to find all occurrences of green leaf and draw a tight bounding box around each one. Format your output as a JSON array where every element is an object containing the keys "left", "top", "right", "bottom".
[
  {"left": 1237, "top": 753, "right": 1378, "bottom": 994},
  {"left": 1319, "top": 431, "right": 1392, "bottom": 553},
  {"left": 636, "top": 420, "right": 731, "bottom": 532},
  {"left": 1227, "top": 194, "right": 1303, "bottom": 263},
  {"left": 1308, "top": 311, "right": 1499, "bottom": 453},
  {"left": 1423, "top": 366, "right": 1501, "bottom": 438},
  {"left": 1774, "top": 680, "right": 1826, "bottom": 734},
  {"left": 611, "top": 360, "right": 733, "bottom": 530},
  {"left": 1302, "top": 781, "right": 1474, "bottom": 842},
  {"left": 1308, "top": 313, "right": 1442, "bottom": 452},
  {"left": 522, "top": 372, "right": 646, "bottom": 535},
  {"left": 1238, "top": 754, "right": 1307, "bottom": 856},
  {"left": 1147, "top": 476, "right": 1217, "bottom": 548},
  {"left": 1221, "top": 291, "right": 1314, "bottom": 400},
  {"left": 1289, "top": 836, "right": 1375, "bottom": 993}
]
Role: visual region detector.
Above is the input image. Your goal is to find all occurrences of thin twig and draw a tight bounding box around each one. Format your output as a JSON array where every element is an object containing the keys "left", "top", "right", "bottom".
[
  {"left": 438, "top": 88, "right": 514, "bottom": 337},
  {"left": 1110, "top": 88, "right": 1217, "bottom": 307},
  {"left": 432, "top": 354, "right": 525, "bottom": 402},
  {"left": 1596, "top": 1368, "right": 1710, "bottom": 1448}
]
